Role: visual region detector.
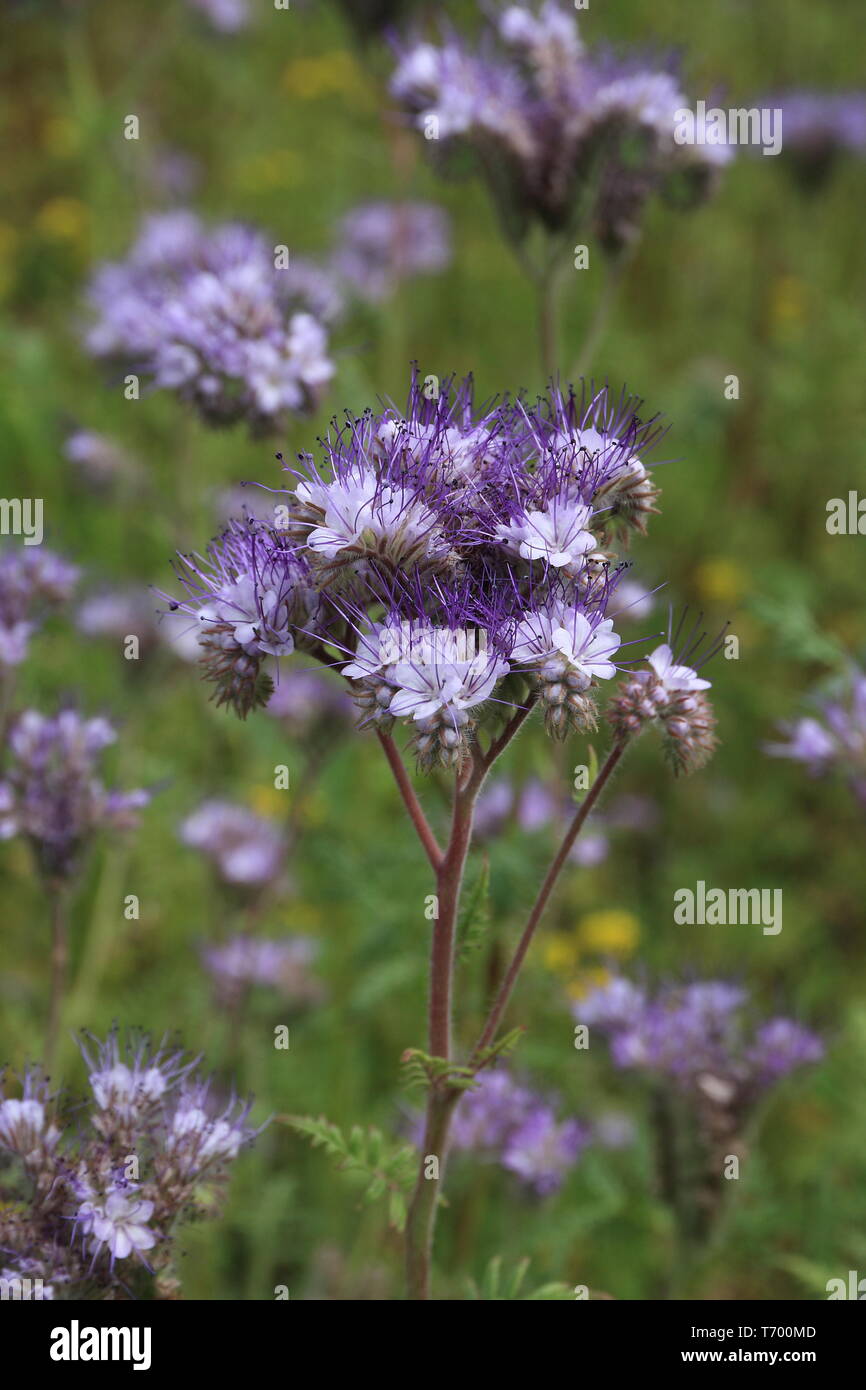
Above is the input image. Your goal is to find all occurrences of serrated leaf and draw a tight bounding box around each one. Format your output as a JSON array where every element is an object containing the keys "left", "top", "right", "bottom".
[
  {"left": 457, "top": 858, "right": 491, "bottom": 962},
  {"left": 283, "top": 1113, "right": 416, "bottom": 1229}
]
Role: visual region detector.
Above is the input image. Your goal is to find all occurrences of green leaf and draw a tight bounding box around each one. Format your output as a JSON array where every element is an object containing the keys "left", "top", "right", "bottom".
[
  {"left": 465, "top": 1256, "right": 572, "bottom": 1300},
  {"left": 279, "top": 1114, "right": 417, "bottom": 1230},
  {"left": 457, "top": 858, "right": 491, "bottom": 962},
  {"left": 400, "top": 1048, "right": 478, "bottom": 1093},
  {"left": 474, "top": 1026, "right": 525, "bottom": 1071}
]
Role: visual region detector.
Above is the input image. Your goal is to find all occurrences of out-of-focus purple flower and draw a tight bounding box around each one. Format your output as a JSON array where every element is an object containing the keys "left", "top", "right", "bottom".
[
  {"left": 605, "top": 576, "right": 656, "bottom": 623},
  {"left": 0, "top": 709, "right": 150, "bottom": 880},
  {"left": 81, "top": 1030, "right": 195, "bottom": 1140},
  {"left": 766, "top": 716, "right": 837, "bottom": 773},
  {"left": 76, "top": 590, "right": 160, "bottom": 653},
  {"left": 517, "top": 777, "right": 559, "bottom": 831},
  {"left": 569, "top": 829, "right": 608, "bottom": 866},
  {"left": 575, "top": 975, "right": 645, "bottom": 1029},
  {"left": 187, "top": 0, "right": 250, "bottom": 34},
  {"left": 765, "top": 668, "right": 866, "bottom": 806},
  {"left": 592, "top": 1110, "right": 637, "bottom": 1150},
  {"left": 332, "top": 201, "right": 452, "bottom": 303},
  {"left": 202, "top": 934, "right": 324, "bottom": 1007},
  {"left": 501, "top": 1108, "right": 588, "bottom": 1195},
  {"left": 575, "top": 975, "right": 823, "bottom": 1097},
  {"left": 450, "top": 1068, "right": 538, "bottom": 1151},
  {"left": 753, "top": 90, "right": 866, "bottom": 186},
  {"left": 0, "top": 1030, "right": 260, "bottom": 1296},
  {"left": 0, "top": 545, "right": 79, "bottom": 669},
  {"left": 0, "top": 1070, "right": 59, "bottom": 1163},
  {"left": 390, "top": 4, "right": 730, "bottom": 250},
  {"left": 64, "top": 430, "right": 139, "bottom": 491},
  {"left": 445, "top": 1067, "right": 587, "bottom": 1194},
  {"left": 747, "top": 1019, "right": 824, "bottom": 1082},
  {"left": 85, "top": 213, "right": 335, "bottom": 433},
  {"left": 265, "top": 668, "right": 354, "bottom": 735},
  {"left": 162, "top": 1083, "right": 256, "bottom": 1178},
  {"left": 179, "top": 799, "right": 286, "bottom": 889}
]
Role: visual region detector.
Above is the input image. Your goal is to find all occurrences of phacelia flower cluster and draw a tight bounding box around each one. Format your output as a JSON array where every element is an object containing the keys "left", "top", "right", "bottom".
[
  {"left": 607, "top": 618, "right": 723, "bottom": 774},
  {"left": 85, "top": 212, "right": 336, "bottom": 433},
  {"left": 0, "top": 544, "right": 79, "bottom": 670},
  {"left": 0, "top": 710, "right": 150, "bottom": 881},
  {"left": 444, "top": 1067, "right": 588, "bottom": 1196},
  {"left": 765, "top": 666, "right": 866, "bottom": 809},
  {"left": 390, "top": 3, "right": 731, "bottom": 254},
  {"left": 169, "top": 369, "right": 707, "bottom": 773},
  {"left": 332, "top": 201, "right": 452, "bottom": 304},
  {"left": 755, "top": 90, "right": 866, "bottom": 187},
  {"left": 575, "top": 976, "right": 823, "bottom": 1231},
  {"left": 575, "top": 976, "right": 823, "bottom": 1098},
  {"left": 0, "top": 1031, "right": 258, "bottom": 1299},
  {"left": 202, "top": 934, "right": 324, "bottom": 1009},
  {"left": 179, "top": 799, "right": 287, "bottom": 890}
]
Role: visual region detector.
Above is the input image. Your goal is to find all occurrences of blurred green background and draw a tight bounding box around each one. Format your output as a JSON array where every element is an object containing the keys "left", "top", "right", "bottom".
[{"left": 1, "top": 0, "right": 864, "bottom": 1299}]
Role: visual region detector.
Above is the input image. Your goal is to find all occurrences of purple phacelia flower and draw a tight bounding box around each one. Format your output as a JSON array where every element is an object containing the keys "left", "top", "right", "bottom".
[
  {"left": 85, "top": 212, "right": 335, "bottom": 433},
  {"left": 574, "top": 975, "right": 823, "bottom": 1097},
  {"left": 0, "top": 544, "right": 79, "bottom": 669},
  {"left": 391, "top": 4, "right": 730, "bottom": 250},
  {"left": 608, "top": 613, "right": 724, "bottom": 774},
  {"left": 64, "top": 430, "right": 139, "bottom": 491},
  {"left": 765, "top": 666, "right": 866, "bottom": 808},
  {"left": 447, "top": 1067, "right": 588, "bottom": 1195},
  {"left": 501, "top": 1108, "right": 588, "bottom": 1196},
  {"left": 0, "top": 1030, "right": 260, "bottom": 1297},
  {"left": 332, "top": 201, "right": 452, "bottom": 303},
  {"left": 162, "top": 1084, "right": 257, "bottom": 1178},
  {"left": 202, "top": 934, "right": 324, "bottom": 1008},
  {"left": 0, "top": 710, "right": 150, "bottom": 880},
  {"left": 752, "top": 90, "right": 866, "bottom": 187},
  {"left": 179, "top": 798, "right": 286, "bottom": 889},
  {"left": 80, "top": 1030, "right": 196, "bottom": 1140},
  {"left": 187, "top": 0, "right": 250, "bottom": 35},
  {"left": 75, "top": 1185, "right": 157, "bottom": 1269},
  {"left": 76, "top": 590, "right": 160, "bottom": 653},
  {"left": 167, "top": 368, "right": 711, "bottom": 775}
]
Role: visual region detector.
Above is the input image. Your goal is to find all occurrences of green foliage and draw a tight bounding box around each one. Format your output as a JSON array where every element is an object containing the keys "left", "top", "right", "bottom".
[
  {"left": 280, "top": 1115, "right": 417, "bottom": 1232},
  {"left": 457, "top": 858, "right": 490, "bottom": 962},
  {"left": 400, "top": 1049, "right": 477, "bottom": 1093},
  {"left": 464, "top": 1256, "right": 573, "bottom": 1301}
]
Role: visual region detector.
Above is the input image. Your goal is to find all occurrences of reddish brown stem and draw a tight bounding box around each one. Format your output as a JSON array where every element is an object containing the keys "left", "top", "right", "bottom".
[
  {"left": 377, "top": 731, "right": 443, "bottom": 873},
  {"left": 472, "top": 740, "right": 627, "bottom": 1061}
]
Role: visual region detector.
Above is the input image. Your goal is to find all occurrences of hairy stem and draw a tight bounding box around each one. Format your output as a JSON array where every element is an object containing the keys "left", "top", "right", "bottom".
[
  {"left": 472, "top": 739, "right": 627, "bottom": 1060},
  {"left": 405, "top": 754, "right": 483, "bottom": 1299},
  {"left": 45, "top": 882, "right": 70, "bottom": 1073}
]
